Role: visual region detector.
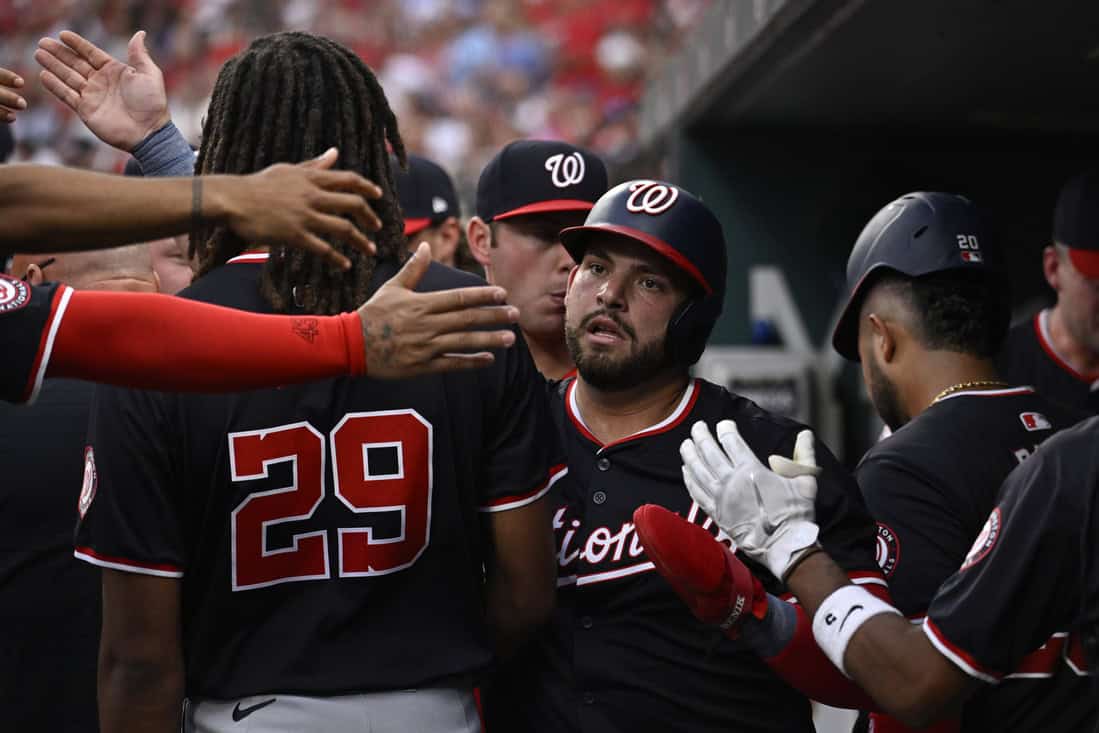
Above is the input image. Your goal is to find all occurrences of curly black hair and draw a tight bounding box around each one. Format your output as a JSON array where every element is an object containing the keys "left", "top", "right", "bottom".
[
  {"left": 871, "top": 269, "right": 1011, "bottom": 358},
  {"left": 191, "top": 31, "right": 406, "bottom": 314}
]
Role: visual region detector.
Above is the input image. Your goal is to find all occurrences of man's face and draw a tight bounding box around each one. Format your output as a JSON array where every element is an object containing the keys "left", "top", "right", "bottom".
[
  {"left": 1053, "top": 247, "right": 1099, "bottom": 356},
  {"left": 487, "top": 212, "right": 585, "bottom": 341},
  {"left": 564, "top": 235, "right": 689, "bottom": 390},
  {"left": 406, "top": 218, "right": 460, "bottom": 268},
  {"left": 149, "top": 236, "right": 194, "bottom": 295}
]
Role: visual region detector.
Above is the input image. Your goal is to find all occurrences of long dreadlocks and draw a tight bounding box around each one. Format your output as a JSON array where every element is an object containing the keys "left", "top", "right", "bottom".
[{"left": 192, "top": 31, "right": 406, "bottom": 315}]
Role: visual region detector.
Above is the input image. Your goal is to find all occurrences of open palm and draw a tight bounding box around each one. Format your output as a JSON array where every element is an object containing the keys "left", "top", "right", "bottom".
[{"left": 36, "top": 30, "right": 170, "bottom": 152}]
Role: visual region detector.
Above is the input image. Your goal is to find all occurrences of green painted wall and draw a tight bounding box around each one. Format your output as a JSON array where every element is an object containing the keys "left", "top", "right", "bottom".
[{"left": 672, "top": 127, "right": 1099, "bottom": 347}]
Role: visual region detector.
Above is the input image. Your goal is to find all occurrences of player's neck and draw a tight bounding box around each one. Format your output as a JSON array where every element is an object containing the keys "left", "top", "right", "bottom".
[
  {"left": 525, "top": 331, "right": 575, "bottom": 380},
  {"left": 913, "top": 353, "right": 1004, "bottom": 415},
  {"left": 574, "top": 371, "right": 690, "bottom": 445},
  {"left": 1047, "top": 304, "right": 1099, "bottom": 375}
]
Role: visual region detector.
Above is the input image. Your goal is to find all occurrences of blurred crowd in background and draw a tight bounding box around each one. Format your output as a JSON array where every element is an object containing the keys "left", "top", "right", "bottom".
[{"left": 0, "top": 0, "right": 710, "bottom": 202}]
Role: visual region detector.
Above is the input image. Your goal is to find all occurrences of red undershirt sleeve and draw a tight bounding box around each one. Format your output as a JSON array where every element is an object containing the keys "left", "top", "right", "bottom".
[{"left": 46, "top": 290, "right": 366, "bottom": 391}]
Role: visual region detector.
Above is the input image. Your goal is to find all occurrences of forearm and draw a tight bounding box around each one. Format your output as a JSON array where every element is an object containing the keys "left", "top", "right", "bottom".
[
  {"left": 99, "top": 650, "right": 183, "bottom": 733},
  {"left": 0, "top": 165, "right": 237, "bottom": 250},
  {"left": 484, "top": 502, "right": 557, "bottom": 658},
  {"left": 758, "top": 598, "right": 881, "bottom": 710},
  {"left": 787, "top": 553, "right": 972, "bottom": 726},
  {"left": 485, "top": 570, "right": 555, "bottom": 659},
  {"left": 48, "top": 290, "right": 366, "bottom": 390}
]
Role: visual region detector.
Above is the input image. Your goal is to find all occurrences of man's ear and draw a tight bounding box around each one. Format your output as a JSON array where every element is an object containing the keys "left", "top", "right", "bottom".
[
  {"left": 467, "top": 216, "right": 492, "bottom": 267},
  {"left": 1042, "top": 244, "right": 1062, "bottom": 292},
  {"left": 867, "top": 312, "right": 897, "bottom": 364},
  {"left": 24, "top": 263, "right": 46, "bottom": 286}
]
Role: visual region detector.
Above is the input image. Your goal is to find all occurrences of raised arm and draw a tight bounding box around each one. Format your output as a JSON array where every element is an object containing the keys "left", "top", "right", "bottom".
[
  {"left": 0, "top": 150, "right": 381, "bottom": 268},
  {"left": 37, "top": 244, "right": 519, "bottom": 397}
]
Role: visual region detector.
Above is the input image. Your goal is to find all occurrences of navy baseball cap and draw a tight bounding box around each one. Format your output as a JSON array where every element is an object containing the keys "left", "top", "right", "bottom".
[
  {"left": 395, "top": 155, "right": 460, "bottom": 237},
  {"left": 1054, "top": 171, "right": 1099, "bottom": 279},
  {"left": 476, "top": 139, "right": 608, "bottom": 222}
]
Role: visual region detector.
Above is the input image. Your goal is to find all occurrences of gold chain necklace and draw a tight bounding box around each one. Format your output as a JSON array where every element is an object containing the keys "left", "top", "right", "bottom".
[{"left": 933, "top": 380, "right": 1010, "bottom": 404}]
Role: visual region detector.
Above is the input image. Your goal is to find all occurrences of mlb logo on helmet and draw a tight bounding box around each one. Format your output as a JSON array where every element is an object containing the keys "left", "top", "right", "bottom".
[
  {"left": 960, "top": 251, "right": 982, "bottom": 263},
  {"left": 1019, "top": 412, "right": 1052, "bottom": 432}
]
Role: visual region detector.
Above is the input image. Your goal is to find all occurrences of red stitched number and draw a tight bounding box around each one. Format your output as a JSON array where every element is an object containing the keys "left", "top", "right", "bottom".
[{"left": 229, "top": 411, "right": 432, "bottom": 591}]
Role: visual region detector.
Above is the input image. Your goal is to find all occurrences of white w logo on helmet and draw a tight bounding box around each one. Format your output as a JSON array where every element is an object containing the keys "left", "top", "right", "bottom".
[
  {"left": 625, "top": 181, "right": 679, "bottom": 215},
  {"left": 544, "top": 152, "right": 586, "bottom": 188}
]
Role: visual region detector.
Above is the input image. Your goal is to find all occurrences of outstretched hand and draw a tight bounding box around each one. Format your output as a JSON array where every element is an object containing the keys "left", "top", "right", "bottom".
[
  {"left": 680, "top": 420, "right": 821, "bottom": 581},
  {"left": 0, "top": 67, "right": 26, "bottom": 123},
  {"left": 36, "top": 30, "right": 170, "bottom": 151},
  {"left": 356, "top": 243, "right": 520, "bottom": 378},
  {"left": 217, "top": 148, "right": 384, "bottom": 269}
]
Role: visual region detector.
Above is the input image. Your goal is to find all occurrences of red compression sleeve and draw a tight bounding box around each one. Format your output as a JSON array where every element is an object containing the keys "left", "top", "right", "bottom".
[
  {"left": 763, "top": 583, "right": 891, "bottom": 712},
  {"left": 47, "top": 291, "right": 366, "bottom": 391}
]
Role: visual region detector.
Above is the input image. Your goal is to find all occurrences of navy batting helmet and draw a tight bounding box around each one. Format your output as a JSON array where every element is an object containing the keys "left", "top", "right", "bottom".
[
  {"left": 832, "top": 192, "right": 999, "bottom": 361},
  {"left": 560, "top": 179, "right": 727, "bottom": 365}
]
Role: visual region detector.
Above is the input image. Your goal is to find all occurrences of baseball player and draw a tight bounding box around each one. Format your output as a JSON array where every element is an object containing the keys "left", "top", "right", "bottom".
[
  {"left": 468, "top": 139, "right": 609, "bottom": 378},
  {"left": 998, "top": 170, "right": 1099, "bottom": 414},
  {"left": 637, "top": 193, "right": 1095, "bottom": 731},
  {"left": 74, "top": 32, "right": 563, "bottom": 733},
  {"left": 673, "top": 410, "right": 1099, "bottom": 728},
  {"left": 394, "top": 153, "right": 482, "bottom": 275},
  {"left": 487, "top": 180, "right": 881, "bottom": 732}
]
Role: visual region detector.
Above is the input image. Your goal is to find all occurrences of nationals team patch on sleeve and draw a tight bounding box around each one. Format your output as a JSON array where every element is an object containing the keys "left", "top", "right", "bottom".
[
  {"left": 961, "top": 507, "right": 1001, "bottom": 571},
  {"left": 875, "top": 522, "right": 900, "bottom": 578},
  {"left": 0, "top": 274, "right": 31, "bottom": 314}
]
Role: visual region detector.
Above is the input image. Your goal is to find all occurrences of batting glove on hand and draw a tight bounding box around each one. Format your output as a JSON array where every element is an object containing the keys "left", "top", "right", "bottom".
[{"left": 680, "top": 420, "right": 821, "bottom": 581}]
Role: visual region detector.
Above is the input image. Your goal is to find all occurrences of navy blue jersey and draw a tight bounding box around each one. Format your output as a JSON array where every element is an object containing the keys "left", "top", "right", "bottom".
[
  {"left": 859, "top": 386, "right": 1093, "bottom": 731},
  {"left": 0, "top": 378, "right": 99, "bottom": 732},
  {"left": 495, "top": 377, "right": 881, "bottom": 733},
  {"left": 0, "top": 274, "right": 72, "bottom": 404},
  {"left": 74, "top": 255, "right": 565, "bottom": 700},
  {"left": 997, "top": 310, "right": 1099, "bottom": 415},
  {"left": 925, "top": 417, "right": 1099, "bottom": 716}
]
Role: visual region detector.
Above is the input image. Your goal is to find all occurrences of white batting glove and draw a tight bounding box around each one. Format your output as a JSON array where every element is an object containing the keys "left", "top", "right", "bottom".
[{"left": 680, "top": 420, "right": 821, "bottom": 581}]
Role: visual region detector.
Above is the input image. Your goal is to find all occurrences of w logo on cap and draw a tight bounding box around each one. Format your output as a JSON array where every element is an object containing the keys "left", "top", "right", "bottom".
[
  {"left": 545, "top": 152, "right": 586, "bottom": 188},
  {"left": 626, "top": 180, "right": 679, "bottom": 215}
]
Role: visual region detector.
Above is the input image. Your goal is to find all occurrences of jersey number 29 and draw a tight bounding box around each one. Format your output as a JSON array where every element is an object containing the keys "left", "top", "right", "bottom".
[{"left": 227, "top": 410, "right": 432, "bottom": 591}]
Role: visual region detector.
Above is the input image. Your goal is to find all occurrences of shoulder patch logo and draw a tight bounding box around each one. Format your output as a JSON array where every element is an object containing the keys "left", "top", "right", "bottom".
[
  {"left": 545, "top": 152, "right": 586, "bottom": 188},
  {"left": 1020, "top": 412, "right": 1052, "bottom": 432},
  {"left": 961, "top": 507, "right": 1001, "bottom": 571},
  {"left": 0, "top": 274, "right": 31, "bottom": 314},
  {"left": 78, "top": 446, "right": 97, "bottom": 519},
  {"left": 875, "top": 522, "right": 900, "bottom": 578},
  {"left": 625, "top": 180, "right": 679, "bottom": 215}
]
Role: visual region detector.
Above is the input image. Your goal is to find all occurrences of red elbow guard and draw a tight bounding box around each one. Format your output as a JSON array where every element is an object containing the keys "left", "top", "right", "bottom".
[{"left": 764, "top": 582, "right": 891, "bottom": 711}]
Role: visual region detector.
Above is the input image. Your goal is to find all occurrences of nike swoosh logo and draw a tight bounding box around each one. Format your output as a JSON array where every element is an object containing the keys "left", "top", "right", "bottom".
[
  {"left": 232, "top": 698, "right": 276, "bottom": 722},
  {"left": 838, "top": 605, "right": 864, "bottom": 632}
]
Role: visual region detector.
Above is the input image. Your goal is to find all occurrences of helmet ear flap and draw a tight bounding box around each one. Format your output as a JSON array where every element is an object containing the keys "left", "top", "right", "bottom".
[{"left": 666, "top": 296, "right": 722, "bottom": 366}]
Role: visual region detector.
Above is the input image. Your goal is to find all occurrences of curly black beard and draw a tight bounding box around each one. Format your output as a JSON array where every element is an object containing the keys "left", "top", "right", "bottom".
[
  {"left": 564, "top": 311, "right": 676, "bottom": 391},
  {"left": 865, "top": 354, "right": 909, "bottom": 431}
]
